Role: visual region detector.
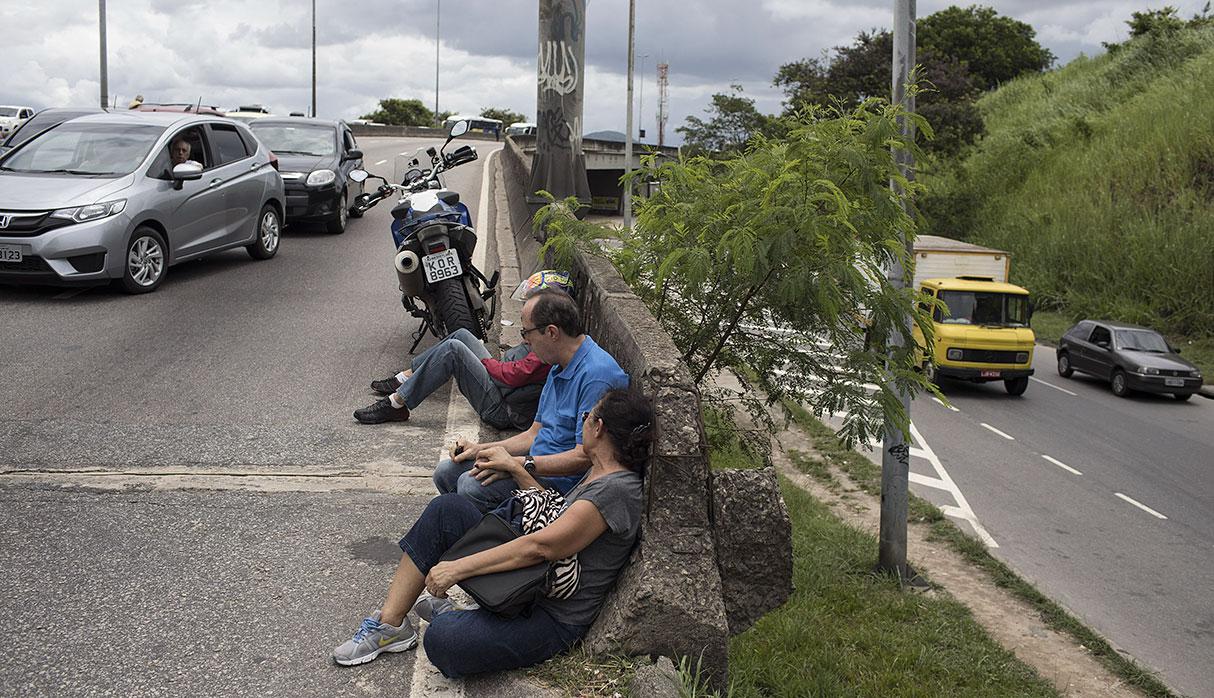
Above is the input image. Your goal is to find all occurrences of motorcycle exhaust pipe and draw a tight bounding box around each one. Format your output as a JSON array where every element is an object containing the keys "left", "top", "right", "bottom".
[{"left": 394, "top": 249, "right": 420, "bottom": 274}]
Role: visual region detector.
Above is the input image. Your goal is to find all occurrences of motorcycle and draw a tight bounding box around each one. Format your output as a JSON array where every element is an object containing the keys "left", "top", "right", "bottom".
[{"left": 349, "top": 120, "right": 499, "bottom": 352}]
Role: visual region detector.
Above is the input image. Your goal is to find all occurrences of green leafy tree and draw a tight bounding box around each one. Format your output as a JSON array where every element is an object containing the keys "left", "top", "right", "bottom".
[
  {"left": 480, "top": 107, "right": 526, "bottom": 126},
  {"left": 676, "top": 84, "right": 777, "bottom": 156},
  {"left": 918, "top": 5, "right": 1055, "bottom": 89},
  {"left": 539, "top": 100, "right": 940, "bottom": 447},
  {"left": 360, "top": 98, "right": 435, "bottom": 126},
  {"left": 1128, "top": 6, "right": 1186, "bottom": 37}
]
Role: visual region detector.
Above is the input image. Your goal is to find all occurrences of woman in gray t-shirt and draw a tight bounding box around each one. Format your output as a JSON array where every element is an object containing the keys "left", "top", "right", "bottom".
[{"left": 332, "top": 389, "right": 654, "bottom": 677}]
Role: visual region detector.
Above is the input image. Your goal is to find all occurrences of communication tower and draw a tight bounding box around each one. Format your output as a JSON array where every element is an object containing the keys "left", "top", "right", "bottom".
[{"left": 657, "top": 62, "right": 669, "bottom": 147}]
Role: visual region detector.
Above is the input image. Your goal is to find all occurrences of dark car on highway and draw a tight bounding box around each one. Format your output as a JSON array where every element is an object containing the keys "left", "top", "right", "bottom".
[
  {"left": 1056, "top": 320, "right": 1203, "bottom": 400},
  {"left": 247, "top": 117, "right": 364, "bottom": 234}
]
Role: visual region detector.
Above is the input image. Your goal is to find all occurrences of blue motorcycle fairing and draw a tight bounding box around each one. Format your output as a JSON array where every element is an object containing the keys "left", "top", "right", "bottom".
[{"left": 391, "top": 200, "right": 473, "bottom": 248}]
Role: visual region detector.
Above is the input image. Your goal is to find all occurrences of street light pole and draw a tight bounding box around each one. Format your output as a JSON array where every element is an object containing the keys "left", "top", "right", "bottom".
[
  {"left": 311, "top": 0, "right": 317, "bottom": 117},
  {"left": 434, "top": 0, "right": 441, "bottom": 128},
  {"left": 877, "top": 0, "right": 918, "bottom": 584},
  {"left": 638, "top": 53, "right": 648, "bottom": 139},
  {"left": 98, "top": 0, "right": 108, "bottom": 110},
  {"left": 623, "top": 0, "right": 635, "bottom": 229}
]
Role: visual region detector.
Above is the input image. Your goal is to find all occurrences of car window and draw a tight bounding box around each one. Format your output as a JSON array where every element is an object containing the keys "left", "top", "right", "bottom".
[
  {"left": 248, "top": 124, "right": 337, "bottom": 157},
  {"left": 1068, "top": 321, "right": 1091, "bottom": 339},
  {"left": 1115, "top": 329, "right": 1169, "bottom": 353},
  {"left": 235, "top": 125, "right": 260, "bottom": 156},
  {"left": 1088, "top": 325, "right": 1111, "bottom": 345},
  {"left": 210, "top": 123, "right": 250, "bottom": 165},
  {"left": 1, "top": 122, "right": 164, "bottom": 176},
  {"left": 148, "top": 126, "right": 209, "bottom": 179},
  {"left": 343, "top": 129, "right": 357, "bottom": 151}
]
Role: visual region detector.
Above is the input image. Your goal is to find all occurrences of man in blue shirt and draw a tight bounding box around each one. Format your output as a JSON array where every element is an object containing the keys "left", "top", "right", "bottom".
[{"left": 433, "top": 288, "right": 629, "bottom": 511}]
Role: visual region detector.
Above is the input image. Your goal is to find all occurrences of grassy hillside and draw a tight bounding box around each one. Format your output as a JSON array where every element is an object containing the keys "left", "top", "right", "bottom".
[{"left": 925, "top": 25, "right": 1214, "bottom": 337}]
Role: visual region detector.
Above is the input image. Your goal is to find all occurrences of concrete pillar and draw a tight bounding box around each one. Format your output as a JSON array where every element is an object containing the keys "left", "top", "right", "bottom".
[{"left": 530, "top": 0, "right": 591, "bottom": 208}]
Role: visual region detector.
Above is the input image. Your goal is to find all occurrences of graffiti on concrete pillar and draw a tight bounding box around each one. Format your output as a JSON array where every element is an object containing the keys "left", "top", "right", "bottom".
[
  {"left": 888, "top": 442, "right": 910, "bottom": 467},
  {"left": 531, "top": 0, "right": 590, "bottom": 205},
  {"left": 538, "top": 41, "right": 579, "bottom": 95}
]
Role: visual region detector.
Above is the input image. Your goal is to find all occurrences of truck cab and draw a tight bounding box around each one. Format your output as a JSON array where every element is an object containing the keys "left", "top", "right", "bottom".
[{"left": 910, "top": 236, "right": 1035, "bottom": 396}]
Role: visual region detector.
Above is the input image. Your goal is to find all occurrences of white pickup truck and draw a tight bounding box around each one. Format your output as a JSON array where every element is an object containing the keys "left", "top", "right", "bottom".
[{"left": 0, "top": 105, "right": 36, "bottom": 139}]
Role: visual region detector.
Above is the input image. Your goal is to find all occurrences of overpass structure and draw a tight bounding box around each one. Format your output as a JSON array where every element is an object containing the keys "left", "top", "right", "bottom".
[{"left": 510, "top": 134, "right": 679, "bottom": 212}]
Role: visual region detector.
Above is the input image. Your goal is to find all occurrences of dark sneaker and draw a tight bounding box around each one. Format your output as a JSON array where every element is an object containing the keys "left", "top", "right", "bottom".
[
  {"left": 332, "top": 611, "right": 417, "bottom": 666},
  {"left": 354, "top": 397, "right": 410, "bottom": 424},
  {"left": 370, "top": 376, "right": 402, "bottom": 395},
  {"left": 410, "top": 592, "right": 456, "bottom": 623}
]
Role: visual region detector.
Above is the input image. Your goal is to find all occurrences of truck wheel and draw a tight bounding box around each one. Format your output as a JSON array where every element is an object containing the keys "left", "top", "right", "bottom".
[
  {"left": 433, "top": 277, "right": 482, "bottom": 338},
  {"left": 1111, "top": 369, "right": 1130, "bottom": 397},
  {"left": 1004, "top": 376, "right": 1028, "bottom": 396},
  {"left": 1056, "top": 352, "right": 1074, "bottom": 378},
  {"left": 326, "top": 191, "right": 348, "bottom": 234}
]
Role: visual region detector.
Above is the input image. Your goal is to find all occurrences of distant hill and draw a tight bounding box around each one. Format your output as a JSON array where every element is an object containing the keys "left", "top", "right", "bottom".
[{"left": 926, "top": 23, "right": 1214, "bottom": 336}]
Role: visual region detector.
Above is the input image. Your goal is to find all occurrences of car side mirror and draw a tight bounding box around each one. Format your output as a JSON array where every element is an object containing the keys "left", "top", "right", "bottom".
[
  {"left": 348, "top": 169, "right": 369, "bottom": 183},
  {"left": 170, "top": 162, "right": 203, "bottom": 190},
  {"left": 1172, "top": 346, "right": 1182, "bottom": 355},
  {"left": 342, "top": 148, "right": 363, "bottom": 162}
]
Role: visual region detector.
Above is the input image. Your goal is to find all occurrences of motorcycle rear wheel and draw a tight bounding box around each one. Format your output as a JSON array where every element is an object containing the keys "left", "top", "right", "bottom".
[{"left": 433, "top": 277, "right": 483, "bottom": 339}]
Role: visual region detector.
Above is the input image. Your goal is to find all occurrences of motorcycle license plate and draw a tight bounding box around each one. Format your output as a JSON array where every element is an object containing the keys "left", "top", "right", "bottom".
[
  {"left": 0, "top": 244, "right": 23, "bottom": 263},
  {"left": 980, "top": 370, "right": 1001, "bottom": 378},
  {"left": 1165, "top": 378, "right": 1185, "bottom": 387},
  {"left": 423, "top": 249, "right": 462, "bottom": 284}
]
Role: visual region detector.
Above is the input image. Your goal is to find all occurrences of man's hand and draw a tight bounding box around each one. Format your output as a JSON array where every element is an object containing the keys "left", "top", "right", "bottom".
[
  {"left": 425, "top": 561, "right": 461, "bottom": 598},
  {"left": 471, "top": 446, "right": 521, "bottom": 486},
  {"left": 451, "top": 437, "right": 479, "bottom": 463}
]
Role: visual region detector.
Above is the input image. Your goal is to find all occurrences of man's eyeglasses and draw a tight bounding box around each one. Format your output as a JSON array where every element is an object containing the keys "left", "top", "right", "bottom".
[
  {"left": 581, "top": 410, "right": 597, "bottom": 423},
  {"left": 520, "top": 325, "right": 548, "bottom": 338}
]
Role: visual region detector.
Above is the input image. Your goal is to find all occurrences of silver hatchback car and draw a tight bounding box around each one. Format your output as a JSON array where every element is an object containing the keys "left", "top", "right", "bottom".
[{"left": 0, "top": 111, "right": 285, "bottom": 293}]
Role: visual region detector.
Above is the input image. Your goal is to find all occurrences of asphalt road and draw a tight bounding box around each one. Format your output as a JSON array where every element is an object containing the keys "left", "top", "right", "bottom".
[
  {"left": 893, "top": 346, "right": 1214, "bottom": 698},
  {"left": 0, "top": 136, "right": 506, "bottom": 696}
]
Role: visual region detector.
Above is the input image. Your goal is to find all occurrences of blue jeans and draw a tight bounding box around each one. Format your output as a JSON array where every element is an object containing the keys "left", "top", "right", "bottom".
[
  {"left": 398, "top": 494, "right": 587, "bottom": 678},
  {"left": 432, "top": 458, "right": 584, "bottom": 513},
  {"left": 400, "top": 329, "right": 517, "bottom": 430}
]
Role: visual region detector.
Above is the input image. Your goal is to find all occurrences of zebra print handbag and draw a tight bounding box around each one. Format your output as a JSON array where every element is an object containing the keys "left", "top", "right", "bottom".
[{"left": 513, "top": 487, "right": 581, "bottom": 600}]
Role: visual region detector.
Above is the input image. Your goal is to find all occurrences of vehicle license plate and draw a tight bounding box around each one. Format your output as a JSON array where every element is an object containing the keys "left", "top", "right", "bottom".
[
  {"left": 1165, "top": 377, "right": 1185, "bottom": 387},
  {"left": 0, "top": 244, "right": 23, "bottom": 263},
  {"left": 423, "top": 248, "right": 462, "bottom": 284},
  {"left": 980, "top": 369, "right": 1001, "bottom": 378}
]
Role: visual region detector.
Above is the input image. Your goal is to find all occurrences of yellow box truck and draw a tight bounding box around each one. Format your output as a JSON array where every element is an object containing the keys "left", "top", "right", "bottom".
[{"left": 911, "top": 236, "right": 1036, "bottom": 396}]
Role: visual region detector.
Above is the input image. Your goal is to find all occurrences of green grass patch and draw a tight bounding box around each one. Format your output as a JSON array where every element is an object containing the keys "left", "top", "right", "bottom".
[
  {"left": 527, "top": 647, "right": 642, "bottom": 697},
  {"left": 783, "top": 403, "right": 1179, "bottom": 698},
  {"left": 703, "top": 403, "right": 766, "bottom": 471},
  {"left": 727, "top": 477, "right": 1057, "bottom": 697},
  {"left": 1029, "top": 310, "right": 1073, "bottom": 346}
]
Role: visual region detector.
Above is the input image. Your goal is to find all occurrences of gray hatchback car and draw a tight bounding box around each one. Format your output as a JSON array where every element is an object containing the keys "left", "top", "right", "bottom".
[{"left": 0, "top": 111, "right": 284, "bottom": 293}]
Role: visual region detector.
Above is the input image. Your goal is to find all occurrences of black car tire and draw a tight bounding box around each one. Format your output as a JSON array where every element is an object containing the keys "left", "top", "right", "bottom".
[
  {"left": 326, "top": 190, "right": 348, "bottom": 234},
  {"left": 247, "top": 204, "right": 281, "bottom": 260},
  {"left": 1173, "top": 392, "right": 1192, "bottom": 401},
  {"left": 1004, "top": 376, "right": 1029, "bottom": 396},
  {"left": 1111, "top": 369, "right": 1130, "bottom": 397},
  {"left": 433, "top": 277, "right": 482, "bottom": 338},
  {"left": 1057, "top": 351, "right": 1074, "bottom": 378},
  {"left": 120, "top": 226, "right": 168, "bottom": 294}
]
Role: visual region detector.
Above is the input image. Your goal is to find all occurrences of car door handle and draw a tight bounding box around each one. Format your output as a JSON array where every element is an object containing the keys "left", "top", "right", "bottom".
[
  {"left": 209, "top": 178, "right": 223, "bottom": 187},
  {"left": 249, "top": 162, "right": 260, "bottom": 170}
]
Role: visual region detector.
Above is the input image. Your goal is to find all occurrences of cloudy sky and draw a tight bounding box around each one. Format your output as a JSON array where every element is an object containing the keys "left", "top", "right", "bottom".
[{"left": 1, "top": 0, "right": 1206, "bottom": 143}]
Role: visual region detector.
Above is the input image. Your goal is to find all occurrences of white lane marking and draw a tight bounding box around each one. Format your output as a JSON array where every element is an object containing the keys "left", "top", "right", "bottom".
[
  {"left": 980, "top": 423, "right": 1015, "bottom": 440},
  {"left": 407, "top": 146, "right": 500, "bottom": 698},
  {"left": 374, "top": 159, "right": 387, "bottom": 165},
  {"left": 1114, "top": 492, "right": 1168, "bottom": 520},
  {"left": 1042, "top": 454, "right": 1082, "bottom": 476},
  {"left": 908, "top": 423, "right": 999, "bottom": 548},
  {"left": 908, "top": 472, "right": 951, "bottom": 491},
  {"left": 932, "top": 396, "right": 959, "bottom": 412},
  {"left": 1030, "top": 376, "right": 1078, "bottom": 396}
]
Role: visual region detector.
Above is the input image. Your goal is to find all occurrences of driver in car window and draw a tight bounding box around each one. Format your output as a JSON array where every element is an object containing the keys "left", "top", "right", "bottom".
[{"left": 170, "top": 137, "right": 201, "bottom": 168}]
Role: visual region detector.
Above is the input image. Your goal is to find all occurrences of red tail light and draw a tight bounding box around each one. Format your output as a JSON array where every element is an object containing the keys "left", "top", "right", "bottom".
[{"left": 428, "top": 242, "right": 447, "bottom": 253}]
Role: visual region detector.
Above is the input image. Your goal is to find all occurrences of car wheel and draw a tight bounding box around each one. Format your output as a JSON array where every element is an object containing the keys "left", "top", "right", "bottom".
[
  {"left": 922, "top": 361, "right": 937, "bottom": 385},
  {"left": 1056, "top": 351, "right": 1074, "bottom": 378},
  {"left": 1173, "top": 392, "right": 1192, "bottom": 401},
  {"left": 1004, "top": 376, "right": 1029, "bottom": 396},
  {"left": 120, "top": 226, "right": 168, "bottom": 294},
  {"left": 1111, "top": 369, "right": 1130, "bottom": 397},
  {"left": 247, "top": 204, "right": 281, "bottom": 260},
  {"left": 326, "top": 191, "right": 348, "bottom": 234}
]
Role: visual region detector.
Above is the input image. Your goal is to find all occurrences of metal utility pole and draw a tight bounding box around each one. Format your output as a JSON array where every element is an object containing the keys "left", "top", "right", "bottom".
[
  {"left": 656, "top": 63, "right": 669, "bottom": 147},
  {"left": 638, "top": 53, "right": 648, "bottom": 139},
  {"left": 623, "top": 0, "right": 636, "bottom": 229},
  {"left": 98, "top": 0, "right": 108, "bottom": 110},
  {"left": 311, "top": 0, "right": 317, "bottom": 117},
  {"left": 434, "top": 0, "right": 441, "bottom": 127},
  {"left": 877, "top": 0, "right": 918, "bottom": 584}
]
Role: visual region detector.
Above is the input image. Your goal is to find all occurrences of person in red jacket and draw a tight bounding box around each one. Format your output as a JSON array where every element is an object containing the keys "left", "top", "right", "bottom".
[{"left": 354, "top": 272, "right": 572, "bottom": 428}]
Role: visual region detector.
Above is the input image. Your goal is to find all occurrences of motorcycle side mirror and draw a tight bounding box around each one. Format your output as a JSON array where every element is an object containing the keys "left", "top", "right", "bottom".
[
  {"left": 448, "top": 120, "right": 469, "bottom": 139},
  {"left": 348, "top": 169, "right": 369, "bottom": 183}
]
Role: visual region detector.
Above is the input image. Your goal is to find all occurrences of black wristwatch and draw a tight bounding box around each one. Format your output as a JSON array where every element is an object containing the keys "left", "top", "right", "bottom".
[{"left": 523, "top": 455, "right": 537, "bottom": 475}]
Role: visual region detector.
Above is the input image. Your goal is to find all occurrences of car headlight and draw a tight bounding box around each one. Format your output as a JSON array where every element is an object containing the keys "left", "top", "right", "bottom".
[
  {"left": 1142, "top": 367, "right": 1160, "bottom": 375},
  {"left": 50, "top": 199, "right": 127, "bottom": 224},
  {"left": 946, "top": 348, "right": 963, "bottom": 361},
  {"left": 1016, "top": 352, "right": 1029, "bottom": 363},
  {"left": 1192, "top": 370, "right": 1203, "bottom": 378},
  {"left": 306, "top": 169, "right": 336, "bottom": 187}
]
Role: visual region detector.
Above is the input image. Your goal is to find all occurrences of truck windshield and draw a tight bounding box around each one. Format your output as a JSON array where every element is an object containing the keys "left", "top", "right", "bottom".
[{"left": 936, "top": 291, "right": 1029, "bottom": 327}]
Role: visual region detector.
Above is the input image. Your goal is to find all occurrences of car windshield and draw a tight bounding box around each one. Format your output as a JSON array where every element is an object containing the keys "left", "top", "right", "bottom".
[
  {"left": 937, "top": 291, "right": 1030, "bottom": 327},
  {"left": 0, "top": 122, "right": 164, "bottom": 176},
  {"left": 1115, "top": 329, "right": 1170, "bottom": 352},
  {"left": 249, "top": 124, "right": 335, "bottom": 156},
  {"left": 0, "top": 107, "right": 20, "bottom": 117}
]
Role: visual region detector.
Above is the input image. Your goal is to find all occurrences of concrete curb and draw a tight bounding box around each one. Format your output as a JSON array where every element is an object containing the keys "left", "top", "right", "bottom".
[{"left": 1199, "top": 384, "right": 1213, "bottom": 400}]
